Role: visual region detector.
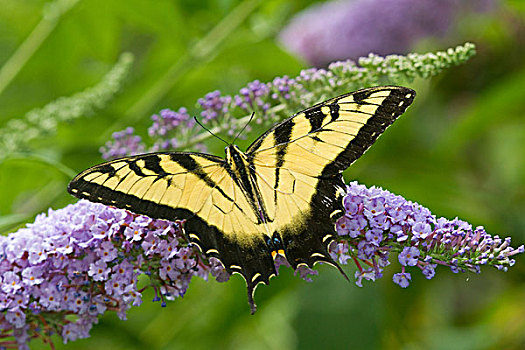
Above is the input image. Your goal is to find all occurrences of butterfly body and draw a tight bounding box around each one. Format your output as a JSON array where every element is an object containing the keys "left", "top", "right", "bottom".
[
  {"left": 68, "top": 86, "right": 415, "bottom": 313},
  {"left": 224, "top": 144, "right": 272, "bottom": 224}
]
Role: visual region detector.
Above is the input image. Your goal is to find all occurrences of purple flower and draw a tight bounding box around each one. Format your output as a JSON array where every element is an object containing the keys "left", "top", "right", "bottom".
[
  {"left": 149, "top": 108, "right": 191, "bottom": 137},
  {"left": 174, "top": 247, "right": 196, "bottom": 270},
  {"left": 368, "top": 214, "right": 390, "bottom": 231},
  {"left": 398, "top": 247, "right": 420, "bottom": 267},
  {"left": 88, "top": 261, "right": 111, "bottom": 281},
  {"left": 38, "top": 284, "right": 61, "bottom": 310},
  {"left": 159, "top": 260, "right": 179, "bottom": 281},
  {"left": 209, "top": 257, "right": 230, "bottom": 282},
  {"left": 21, "top": 266, "right": 44, "bottom": 286},
  {"left": 269, "top": 75, "right": 296, "bottom": 101},
  {"left": 338, "top": 181, "right": 523, "bottom": 288},
  {"left": 393, "top": 272, "right": 411, "bottom": 288},
  {"left": 347, "top": 214, "right": 367, "bottom": 238},
  {"left": 62, "top": 322, "right": 81, "bottom": 344},
  {"left": 5, "top": 307, "right": 26, "bottom": 328},
  {"left": 8, "top": 294, "right": 29, "bottom": 310},
  {"left": 198, "top": 90, "right": 232, "bottom": 122},
  {"left": 279, "top": 0, "right": 497, "bottom": 66},
  {"left": 335, "top": 215, "right": 353, "bottom": 235},
  {"left": 387, "top": 206, "right": 408, "bottom": 224},
  {"left": 355, "top": 268, "right": 377, "bottom": 287},
  {"left": 100, "top": 127, "right": 145, "bottom": 160},
  {"left": 123, "top": 217, "right": 150, "bottom": 242},
  {"left": 357, "top": 240, "right": 377, "bottom": 260},
  {"left": 233, "top": 80, "right": 271, "bottom": 118},
  {"left": 330, "top": 241, "right": 352, "bottom": 265},
  {"left": 365, "top": 229, "right": 383, "bottom": 246},
  {"left": 1, "top": 271, "right": 21, "bottom": 294},
  {"left": 27, "top": 241, "right": 48, "bottom": 265},
  {"left": 422, "top": 264, "right": 437, "bottom": 279},
  {"left": 412, "top": 222, "right": 432, "bottom": 240},
  {"left": 344, "top": 197, "right": 360, "bottom": 215},
  {"left": 96, "top": 241, "right": 118, "bottom": 262},
  {"left": 0, "top": 200, "right": 210, "bottom": 347},
  {"left": 295, "top": 265, "right": 319, "bottom": 283},
  {"left": 364, "top": 197, "right": 385, "bottom": 218}
]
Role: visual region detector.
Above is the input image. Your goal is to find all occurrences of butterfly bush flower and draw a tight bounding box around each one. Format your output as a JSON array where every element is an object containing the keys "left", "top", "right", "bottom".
[
  {"left": 269, "top": 75, "right": 296, "bottom": 101},
  {"left": 0, "top": 200, "right": 210, "bottom": 347},
  {"left": 279, "top": 0, "right": 497, "bottom": 66},
  {"left": 100, "top": 127, "right": 145, "bottom": 160},
  {"left": 1, "top": 186, "right": 522, "bottom": 348},
  {"left": 330, "top": 182, "right": 524, "bottom": 288},
  {"left": 233, "top": 80, "right": 271, "bottom": 115},
  {"left": 199, "top": 90, "right": 232, "bottom": 122}
]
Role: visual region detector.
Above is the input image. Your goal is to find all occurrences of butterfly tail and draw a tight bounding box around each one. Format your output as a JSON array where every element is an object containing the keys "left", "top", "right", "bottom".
[{"left": 247, "top": 284, "right": 258, "bottom": 314}]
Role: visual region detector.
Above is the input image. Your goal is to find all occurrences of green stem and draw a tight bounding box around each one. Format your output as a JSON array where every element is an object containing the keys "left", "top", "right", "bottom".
[
  {"left": 2, "top": 152, "right": 77, "bottom": 178},
  {"left": 113, "top": 0, "right": 262, "bottom": 131},
  {"left": 0, "top": 0, "right": 80, "bottom": 97},
  {"left": 0, "top": 213, "right": 31, "bottom": 233}
]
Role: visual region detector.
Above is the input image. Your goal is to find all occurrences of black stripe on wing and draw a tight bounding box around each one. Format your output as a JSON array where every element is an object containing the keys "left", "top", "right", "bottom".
[
  {"left": 323, "top": 87, "right": 415, "bottom": 175},
  {"left": 68, "top": 152, "right": 228, "bottom": 219},
  {"left": 246, "top": 86, "right": 415, "bottom": 163}
]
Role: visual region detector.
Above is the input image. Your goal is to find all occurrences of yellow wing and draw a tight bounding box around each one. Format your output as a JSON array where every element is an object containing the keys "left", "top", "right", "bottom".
[
  {"left": 246, "top": 86, "right": 415, "bottom": 269},
  {"left": 68, "top": 152, "right": 278, "bottom": 311}
]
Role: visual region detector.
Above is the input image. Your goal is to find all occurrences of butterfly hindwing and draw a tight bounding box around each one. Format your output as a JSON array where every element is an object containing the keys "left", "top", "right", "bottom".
[{"left": 68, "top": 86, "right": 416, "bottom": 313}]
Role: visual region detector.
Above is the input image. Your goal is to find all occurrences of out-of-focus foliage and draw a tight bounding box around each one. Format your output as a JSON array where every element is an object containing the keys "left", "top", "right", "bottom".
[
  {"left": 0, "top": 0, "right": 524, "bottom": 349},
  {"left": 279, "top": 0, "right": 495, "bottom": 66}
]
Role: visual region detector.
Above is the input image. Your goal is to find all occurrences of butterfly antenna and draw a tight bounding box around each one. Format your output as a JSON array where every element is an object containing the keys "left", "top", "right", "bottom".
[
  {"left": 232, "top": 112, "right": 255, "bottom": 145},
  {"left": 193, "top": 116, "right": 229, "bottom": 146}
]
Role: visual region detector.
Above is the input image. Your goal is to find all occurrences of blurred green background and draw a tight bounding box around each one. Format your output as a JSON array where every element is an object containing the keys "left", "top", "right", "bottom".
[{"left": 1, "top": 0, "right": 525, "bottom": 349}]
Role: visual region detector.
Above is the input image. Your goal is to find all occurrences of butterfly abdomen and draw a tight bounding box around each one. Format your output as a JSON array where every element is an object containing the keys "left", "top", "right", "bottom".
[{"left": 225, "top": 144, "right": 273, "bottom": 225}]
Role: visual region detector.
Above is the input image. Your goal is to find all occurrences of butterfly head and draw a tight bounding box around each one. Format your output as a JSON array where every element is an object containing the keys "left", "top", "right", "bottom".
[{"left": 225, "top": 144, "right": 249, "bottom": 171}]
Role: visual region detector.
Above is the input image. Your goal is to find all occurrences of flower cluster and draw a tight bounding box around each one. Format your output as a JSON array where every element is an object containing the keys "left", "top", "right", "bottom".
[
  {"left": 233, "top": 80, "right": 271, "bottom": 115},
  {"left": 331, "top": 182, "right": 523, "bottom": 288},
  {"left": 198, "top": 90, "right": 232, "bottom": 122},
  {"left": 100, "top": 43, "right": 476, "bottom": 158},
  {"left": 0, "top": 53, "right": 134, "bottom": 158},
  {"left": 100, "top": 127, "right": 145, "bottom": 160},
  {"left": 149, "top": 108, "right": 192, "bottom": 138},
  {"left": 268, "top": 75, "right": 296, "bottom": 101},
  {"left": 0, "top": 200, "right": 210, "bottom": 348},
  {"left": 148, "top": 108, "right": 193, "bottom": 151},
  {"left": 279, "top": 0, "right": 497, "bottom": 66},
  {"left": 1, "top": 182, "right": 522, "bottom": 348}
]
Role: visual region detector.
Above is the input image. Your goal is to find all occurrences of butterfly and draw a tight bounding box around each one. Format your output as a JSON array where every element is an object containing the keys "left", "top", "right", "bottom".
[{"left": 68, "top": 86, "right": 415, "bottom": 313}]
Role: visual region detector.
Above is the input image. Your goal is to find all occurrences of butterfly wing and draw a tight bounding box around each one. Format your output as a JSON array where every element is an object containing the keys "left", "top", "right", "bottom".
[
  {"left": 68, "top": 152, "right": 277, "bottom": 312},
  {"left": 246, "top": 86, "right": 416, "bottom": 270},
  {"left": 68, "top": 86, "right": 416, "bottom": 313}
]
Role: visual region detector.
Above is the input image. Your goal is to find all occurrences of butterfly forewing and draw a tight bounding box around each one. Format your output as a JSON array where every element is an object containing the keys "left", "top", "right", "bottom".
[{"left": 68, "top": 151, "right": 278, "bottom": 312}]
